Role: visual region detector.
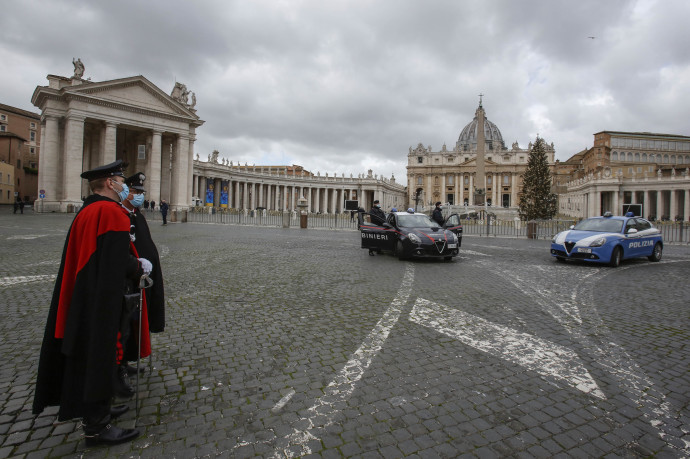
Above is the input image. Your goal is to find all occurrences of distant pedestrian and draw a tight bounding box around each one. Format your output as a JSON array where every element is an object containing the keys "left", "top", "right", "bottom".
[
  {"left": 13, "top": 200, "right": 18, "bottom": 214},
  {"left": 160, "top": 199, "right": 169, "bottom": 225},
  {"left": 150, "top": 200, "right": 156, "bottom": 211},
  {"left": 19, "top": 200, "right": 25, "bottom": 214},
  {"left": 143, "top": 199, "right": 149, "bottom": 210},
  {"left": 350, "top": 210, "right": 354, "bottom": 221}
]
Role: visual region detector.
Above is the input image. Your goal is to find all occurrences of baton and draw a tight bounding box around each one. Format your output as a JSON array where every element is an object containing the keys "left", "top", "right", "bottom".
[{"left": 135, "top": 273, "right": 154, "bottom": 424}]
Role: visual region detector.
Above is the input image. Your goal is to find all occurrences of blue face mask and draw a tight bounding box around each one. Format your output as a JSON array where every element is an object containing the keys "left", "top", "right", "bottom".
[
  {"left": 129, "top": 193, "right": 145, "bottom": 208},
  {"left": 112, "top": 180, "right": 129, "bottom": 202}
]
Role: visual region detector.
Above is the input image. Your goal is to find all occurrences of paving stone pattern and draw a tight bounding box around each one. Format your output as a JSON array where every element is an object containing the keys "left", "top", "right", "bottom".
[{"left": 1, "top": 213, "right": 689, "bottom": 458}]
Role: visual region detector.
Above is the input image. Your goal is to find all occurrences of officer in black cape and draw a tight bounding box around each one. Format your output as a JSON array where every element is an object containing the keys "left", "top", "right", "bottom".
[
  {"left": 33, "top": 160, "right": 152, "bottom": 446},
  {"left": 122, "top": 172, "right": 165, "bottom": 369}
]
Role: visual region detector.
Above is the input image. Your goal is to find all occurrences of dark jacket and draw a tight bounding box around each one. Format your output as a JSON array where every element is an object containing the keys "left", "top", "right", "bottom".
[
  {"left": 370, "top": 206, "right": 386, "bottom": 225},
  {"left": 33, "top": 194, "right": 143, "bottom": 420},
  {"left": 432, "top": 207, "right": 444, "bottom": 225},
  {"left": 160, "top": 201, "right": 169, "bottom": 215},
  {"left": 130, "top": 209, "right": 165, "bottom": 333}
]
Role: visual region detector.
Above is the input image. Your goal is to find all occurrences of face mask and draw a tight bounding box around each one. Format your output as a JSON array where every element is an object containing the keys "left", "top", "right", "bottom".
[
  {"left": 112, "top": 180, "right": 129, "bottom": 202},
  {"left": 129, "top": 193, "right": 145, "bottom": 208}
]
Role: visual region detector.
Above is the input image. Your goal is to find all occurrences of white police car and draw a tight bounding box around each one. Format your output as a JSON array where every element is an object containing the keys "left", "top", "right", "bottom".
[{"left": 550, "top": 212, "right": 663, "bottom": 267}]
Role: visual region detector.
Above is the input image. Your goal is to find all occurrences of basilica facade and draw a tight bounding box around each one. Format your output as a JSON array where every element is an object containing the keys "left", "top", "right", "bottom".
[{"left": 406, "top": 101, "right": 555, "bottom": 211}]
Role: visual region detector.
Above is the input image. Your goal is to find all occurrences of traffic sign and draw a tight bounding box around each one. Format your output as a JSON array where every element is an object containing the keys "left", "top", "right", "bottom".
[
  {"left": 39, "top": 194, "right": 45, "bottom": 199},
  {"left": 39, "top": 189, "right": 45, "bottom": 194}
]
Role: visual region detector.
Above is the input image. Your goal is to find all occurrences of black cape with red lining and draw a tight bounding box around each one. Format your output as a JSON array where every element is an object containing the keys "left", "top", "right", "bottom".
[{"left": 33, "top": 194, "right": 143, "bottom": 420}]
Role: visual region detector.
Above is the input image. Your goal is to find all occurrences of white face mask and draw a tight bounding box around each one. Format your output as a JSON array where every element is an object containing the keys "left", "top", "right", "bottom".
[{"left": 111, "top": 179, "right": 130, "bottom": 202}]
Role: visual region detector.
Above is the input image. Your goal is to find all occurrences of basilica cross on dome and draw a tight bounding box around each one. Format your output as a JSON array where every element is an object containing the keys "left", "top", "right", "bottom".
[{"left": 478, "top": 93, "right": 484, "bottom": 107}]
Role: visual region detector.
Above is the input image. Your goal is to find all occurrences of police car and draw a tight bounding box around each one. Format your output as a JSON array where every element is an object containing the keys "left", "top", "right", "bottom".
[
  {"left": 359, "top": 208, "right": 463, "bottom": 261},
  {"left": 550, "top": 212, "right": 663, "bottom": 267}
]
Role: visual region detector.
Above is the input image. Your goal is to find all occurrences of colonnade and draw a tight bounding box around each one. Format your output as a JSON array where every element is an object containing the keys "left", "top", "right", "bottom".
[
  {"left": 192, "top": 161, "right": 407, "bottom": 213},
  {"left": 414, "top": 171, "right": 520, "bottom": 207},
  {"left": 560, "top": 175, "right": 690, "bottom": 220}
]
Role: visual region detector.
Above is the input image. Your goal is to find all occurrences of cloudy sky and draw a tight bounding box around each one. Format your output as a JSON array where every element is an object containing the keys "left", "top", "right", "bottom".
[{"left": 2, "top": 0, "right": 689, "bottom": 185}]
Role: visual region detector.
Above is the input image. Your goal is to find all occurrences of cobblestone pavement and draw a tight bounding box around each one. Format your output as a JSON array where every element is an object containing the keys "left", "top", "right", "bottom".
[{"left": 1, "top": 213, "right": 689, "bottom": 458}]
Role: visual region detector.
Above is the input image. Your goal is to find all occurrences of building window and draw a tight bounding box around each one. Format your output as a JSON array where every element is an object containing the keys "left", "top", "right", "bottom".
[
  {"left": 447, "top": 176, "right": 454, "bottom": 185},
  {"left": 435, "top": 158, "right": 439, "bottom": 164},
  {"left": 649, "top": 166, "right": 654, "bottom": 172},
  {"left": 417, "top": 177, "right": 422, "bottom": 185},
  {"left": 519, "top": 156, "right": 524, "bottom": 162},
  {"left": 30, "top": 122, "right": 36, "bottom": 129},
  {"left": 634, "top": 153, "right": 640, "bottom": 161},
  {"left": 448, "top": 157, "right": 454, "bottom": 162},
  {"left": 464, "top": 176, "right": 469, "bottom": 184},
  {"left": 30, "top": 131, "right": 36, "bottom": 142},
  {"left": 0, "top": 125, "right": 6, "bottom": 132},
  {"left": 612, "top": 151, "right": 618, "bottom": 161},
  {"left": 0, "top": 114, "right": 6, "bottom": 122},
  {"left": 417, "top": 156, "right": 423, "bottom": 164},
  {"left": 642, "top": 153, "right": 647, "bottom": 162},
  {"left": 503, "top": 175, "right": 509, "bottom": 184},
  {"left": 487, "top": 177, "right": 492, "bottom": 184},
  {"left": 30, "top": 147, "right": 35, "bottom": 155},
  {"left": 637, "top": 167, "right": 642, "bottom": 173},
  {"left": 17, "top": 159, "right": 21, "bottom": 168}
]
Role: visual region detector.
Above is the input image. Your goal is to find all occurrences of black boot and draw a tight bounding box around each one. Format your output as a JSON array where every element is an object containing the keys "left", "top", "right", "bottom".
[
  {"left": 84, "top": 423, "right": 140, "bottom": 446},
  {"left": 125, "top": 362, "right": 145, "bottom": 375},
  {"left": 113, "top": 365, "right": 134, "bottom": 398},
  {"left": 110, "top": 404, "right": 129, "bottom": 419}
]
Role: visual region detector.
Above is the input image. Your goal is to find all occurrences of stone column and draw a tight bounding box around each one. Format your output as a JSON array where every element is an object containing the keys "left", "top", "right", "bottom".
[
  {"left": 305, "top": 186, "right": 311, "bottom": 212},
  {"left": 103, "top": 121, "right": 117, "bottom": 164},
  {"left": 468, "top": 175, "right": 474, "bottom": 205},
  {"left": 612, "top": 190, "right": 619, "bottom": 215},
  {"left": 63, "top": 115, "right": 85, "bottom": 206},
  {"left": 39, "top": 115, "right": 60, "bottom": 208},
  {"left": 172, "top": 134, "right": 189, "bottom": 209},
  {"left": 656, "top": 190, "right": 663, "bottom": 219},
  {"left": 187, "top": 134, "right": 195, "bottom": 207},
  {"left": 511, "top": 173, "right": 518, "bottom": 208},
  {"left": 643, "top": 191, "right": 651, "bottom": 219},
  {"left": 258, "top": 183, "right": 264, "bottom": 208},
  {"left": 192, "top": 175, "right": 198, "bottom": 201},
  {"left": 147, "top": 131, "right": 162, "bottom": 204},
  {"left": 241, "top": 181, "right": 247, "bottom": 209},
  {"left": 330, "top": 187, "right": 336, "bottom": 213},
  {"left": 684, "top": 189, "right": 689, "bottom": 221},
  {"left": 670, "top": 190, "right": 677, "bottom": 220}
]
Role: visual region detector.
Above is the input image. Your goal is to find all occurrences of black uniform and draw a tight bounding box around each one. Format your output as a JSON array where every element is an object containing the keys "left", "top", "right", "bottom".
[
  {"left": 432, "top": 207, "right": 444, "bottom": 225},
  {"left": 370, "top": 206, "right": 386, "bottom": 225}
]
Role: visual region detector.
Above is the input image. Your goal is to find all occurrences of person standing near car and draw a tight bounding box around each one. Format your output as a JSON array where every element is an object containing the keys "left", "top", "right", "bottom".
[
  {"left": 432, "top": 201, "right": 444, "bottom": 226},
  {"left": 33, "top": 160, "right": 151, "bottom": 446},
  {"left": 370, "top": 199, "right": 386, "bottom": 225}
]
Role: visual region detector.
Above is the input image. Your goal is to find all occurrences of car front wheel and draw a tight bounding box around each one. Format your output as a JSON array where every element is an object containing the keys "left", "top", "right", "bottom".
[
  {"left": 396, "top": 241, "right": 406, "bottom": 260},
  {"left": 648, "top": 243, "right": 662, "bottom": 262},
  {"left": 609, "top": 246, "right": 622, "bottom": 267}
]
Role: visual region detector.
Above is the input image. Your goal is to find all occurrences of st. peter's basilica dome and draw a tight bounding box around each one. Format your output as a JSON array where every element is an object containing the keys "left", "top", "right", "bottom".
[{"left": 456, "top": 105, "right": 506, "bottom": 152}]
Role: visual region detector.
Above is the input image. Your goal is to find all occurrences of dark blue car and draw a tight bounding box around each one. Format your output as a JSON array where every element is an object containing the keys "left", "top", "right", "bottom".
[{"left": 550, "top": 212, "right": 663, "bottom": 267}]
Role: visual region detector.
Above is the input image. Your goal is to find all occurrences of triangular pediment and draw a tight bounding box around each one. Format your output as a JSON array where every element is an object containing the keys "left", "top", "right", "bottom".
[{"left": 66, "top": 76, "right": 198, "bottom": 119}]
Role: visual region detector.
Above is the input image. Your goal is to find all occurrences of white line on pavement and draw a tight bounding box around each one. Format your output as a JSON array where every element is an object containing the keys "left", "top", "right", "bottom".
[
  {"left": 271, "top": 389, "right": 296, "bottom": 413},
  {"left": 409, "top": 298, "right": 606, "bottom": 399},
  {"left": 0, "top": 274, "right": 56, "bottom": 287},
  {"left": 271, "top": 263, "right": 416, "bottom": 458}
]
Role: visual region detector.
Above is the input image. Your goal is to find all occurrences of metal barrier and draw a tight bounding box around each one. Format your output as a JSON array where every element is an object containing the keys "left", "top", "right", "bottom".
[
  {"left": 152, "top": 207, "right": 690, "bottom": 244},
  {"left": 460, "top": 219, "right": 577, "bottom": 240}
]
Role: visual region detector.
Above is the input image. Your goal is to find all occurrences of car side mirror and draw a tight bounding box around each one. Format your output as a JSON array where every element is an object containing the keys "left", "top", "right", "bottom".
[{"left": 627, "top": 228, "right": 638, "bottom": 234}]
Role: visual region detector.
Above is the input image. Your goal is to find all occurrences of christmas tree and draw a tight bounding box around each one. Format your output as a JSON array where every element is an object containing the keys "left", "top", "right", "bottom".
[{"left": 518, "top": 136, "right": 557, "bottom": 220}]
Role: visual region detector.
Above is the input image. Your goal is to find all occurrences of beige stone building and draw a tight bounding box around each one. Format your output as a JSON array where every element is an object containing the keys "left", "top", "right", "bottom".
[
  {"left": 406, "top": 100, "right": 555, "bottom": 211},
  {"left": 0, "top": 103, "right": 41, "bottom": 202},
  {"left": 558, "top": 131, "right": 690, "bottom": 220},
  {"left": 31, "top": 61, "right": 204, "bottom": 212}
]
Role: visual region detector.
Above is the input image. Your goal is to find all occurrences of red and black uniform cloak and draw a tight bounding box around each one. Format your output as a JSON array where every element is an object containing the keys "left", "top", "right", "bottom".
[
  {"left": 121, "top": 208, "right": 164, "bottom": 362},
  {"left": 33, "top": 194, "right": 147, "bottom": 420}
]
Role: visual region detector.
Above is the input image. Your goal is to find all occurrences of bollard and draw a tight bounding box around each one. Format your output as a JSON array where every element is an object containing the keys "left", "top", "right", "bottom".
[{"left": 300, "top": 213, "right": 308, "bottom": 228}]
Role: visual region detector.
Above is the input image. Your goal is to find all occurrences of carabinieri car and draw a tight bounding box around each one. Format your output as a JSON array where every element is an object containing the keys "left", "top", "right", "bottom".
[
  {"left": 550, "top": 212, "right": 663, "bottom": 267},
  {"left": 359, "top": 208, "right": 463, "bottom": 261}
]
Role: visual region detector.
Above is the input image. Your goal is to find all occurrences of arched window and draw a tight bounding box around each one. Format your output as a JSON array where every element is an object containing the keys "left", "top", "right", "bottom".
[
  {"left": 464, "top": 176, "right": 469, "bottom": 184},
  {"left": 671, "top": 155, "right": 677, "bottom": 164},
  {"left": 612, "top": 151, "right": 618, "bottom": 161},
  {"left": 634, "top": 153, "right": 640, "bottom": 162},
  {"left": 664, "top": 155, "right": 669, "bottom": 163},
  {"left": 627, "top": 152, "right": 634, "bottom": 161},
  {"left": 434, "top": 176, "right": 439, "bottom": 185},
  {"left": 642, "top": 153, "right": 647, "bottom": 162},
  {"left": 649, "top": 154, "right": 656, "bottom": 162},
  {"left": 417, "top": 176, "right": 422, "bottom": 185}
]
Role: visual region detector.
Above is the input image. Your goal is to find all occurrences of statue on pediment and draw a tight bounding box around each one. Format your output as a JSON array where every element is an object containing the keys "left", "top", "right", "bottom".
[
  {"left": 72, "top": 58, "right": 84, "bottom": 79},
  {"left": 211, "top": 150, "right": 219, "bottom": 164},
  {"left": 190, "top": 92, "right": 196, "bottom": 109},
  {"left": 512, "top": 141, "right": 519, "bottom": 150},
  {"left": 171, "top": 82, "right": 193, "bottom": 107},
  {"left": 195, "top": 153, "right": 199, "bottom": 161}
]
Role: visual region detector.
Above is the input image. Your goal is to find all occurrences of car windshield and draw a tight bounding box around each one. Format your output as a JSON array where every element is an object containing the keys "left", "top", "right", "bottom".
[
  {"left": 573, "top": 218, "right": 623, "bottom": 233},
  {"left": 397, "top": 214, "right": 438, "bottom": 228}
]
